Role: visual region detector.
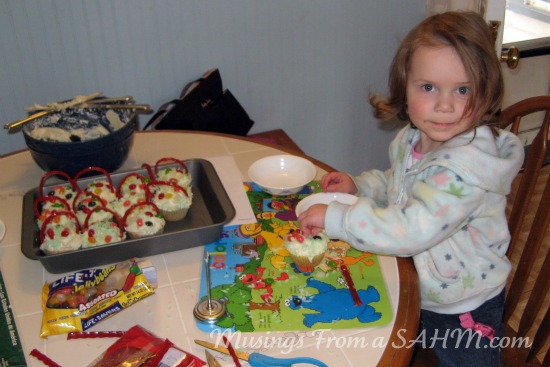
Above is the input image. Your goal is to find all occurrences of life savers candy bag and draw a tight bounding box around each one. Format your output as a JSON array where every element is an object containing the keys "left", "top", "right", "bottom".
[
  {"left": 88, "top": 325, "right": 205, "bottom": 367},
  {"left": 40, "top": 258, "right": 157, "bottom": 338}
]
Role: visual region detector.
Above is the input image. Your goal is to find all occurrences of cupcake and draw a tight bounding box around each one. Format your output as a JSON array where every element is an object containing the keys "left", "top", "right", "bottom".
[
  {"left": 147, "top": 181, "right": 192, "bottom": 221},
  {"left": 72, "top": 190, "right": 109, "bottom": 224},
  {"left": 123, "top": 202, "right": 166, "bottom": 239},
  {"left": 154, "top": 157, "right": 192, "bottom": 188},
  {"left": 39, "top": 170, "right": 79, "bottom": 207},
  {"left": 81, "top": 207, "right": 125, "bottom": 248},
  {"left": 40, "top": 211, "right": 82, "bottom": 255},
  {"left": 111, "top": 172, "right": 149, "bottom": 217},
  {"left": 74, "top": 167, "right": 118, "bottom": 204},
  {"left": 110, "top": 192, "right": 148, "bottom": 218},
  {"left": 284, "top": 229, "right": 329, "bottom": 272},
  {"left": 117, "top": 172, "right": 149, "bottom": 198},
  {"left": 34, "top": 195, "right": 72, "bottom": 229}
]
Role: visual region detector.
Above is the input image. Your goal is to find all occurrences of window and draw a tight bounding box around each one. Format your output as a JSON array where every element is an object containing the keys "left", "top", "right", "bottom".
[{"left": 503, "top": 0, "right": 550, "bottom": 55}]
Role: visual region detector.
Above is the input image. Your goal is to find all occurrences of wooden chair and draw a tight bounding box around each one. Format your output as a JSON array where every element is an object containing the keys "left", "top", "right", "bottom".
[
  {"left": 410, "top": 95, "right": 550, "bottom": 366},
  {"left": 499, "top": 95, "right": 550, "bottom": 366}
]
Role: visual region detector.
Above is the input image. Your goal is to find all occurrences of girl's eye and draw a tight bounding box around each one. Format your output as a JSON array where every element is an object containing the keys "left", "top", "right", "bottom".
[
  {"left": 421, "top": 84, "right": 434, "bottom": 92},
  {"left": 457, "top": 86, "right": 470, "bottom": 95}
]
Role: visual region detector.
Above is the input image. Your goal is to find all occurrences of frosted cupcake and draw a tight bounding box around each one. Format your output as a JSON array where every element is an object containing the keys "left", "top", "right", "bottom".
[
  {"left": 81, "top": 207, "right": 125, "bottom": 248},
  {"left": 123, "top": 202, "right": 166, "bottom": 239},
  {"left": 40, "top": 211, "right": 82, "bottom": 255},
  {"left": 86, "top": 180, "right": 118, "bottom": 204},
  {"left": 117, "top": 173, "right": 149, "bottom": 198},
  {"left": 72, "top": 190, "right": 109, "bottom": 224},
  {"left": 110, "top": 192, "right": 148, "bottom": 218},
  {"left": 74, "top": 167, "right": 118, "bottom": 204},
  {"left": 111, "top": 173, "right": 150, "bottom": 217},
  {"left": 154, "top": 157, "right": 192, "bottom": 188},
  {"left": 284, "top": 230, "right": 329, "bottom": 272},
  {"left": 34, "top": 195, "right": 72, "bottom": 229},
  {"left": 39, "top": 170, "right": 79, "bottom": 207},
  {"left": 147, "top": 181, "right": 192, "bottom": 221}
]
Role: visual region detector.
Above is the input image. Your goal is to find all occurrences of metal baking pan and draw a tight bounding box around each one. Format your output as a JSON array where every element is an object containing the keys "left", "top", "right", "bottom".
[{"left": 21, "top": 158, "right": 236, "bottom": 273}]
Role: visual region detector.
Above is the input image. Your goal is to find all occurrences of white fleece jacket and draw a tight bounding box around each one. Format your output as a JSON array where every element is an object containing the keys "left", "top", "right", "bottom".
[{"left": 325, "top": 125, "right": 524, "bottom": 314}]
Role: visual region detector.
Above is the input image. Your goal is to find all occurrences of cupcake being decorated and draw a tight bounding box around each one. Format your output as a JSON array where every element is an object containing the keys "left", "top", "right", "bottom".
[
  {"left": 123, "top": 202, "right": 166, "bottom": 239},
  {"left": 40, "top": 211, "right": 82, "bottom": 255},
  {"left": 147, "top": 181, "right": 192, "bottom": 221},
  {"left": 284, "top": 229, "right": 329, "bottom": 272}
]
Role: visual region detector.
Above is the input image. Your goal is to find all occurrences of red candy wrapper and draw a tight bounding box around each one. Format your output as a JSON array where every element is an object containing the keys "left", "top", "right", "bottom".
[{"left": 88, "top": 325, "right": 205, "bottom": 367}]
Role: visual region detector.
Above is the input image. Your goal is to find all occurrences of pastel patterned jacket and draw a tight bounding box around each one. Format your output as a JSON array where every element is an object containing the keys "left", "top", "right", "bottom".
[{"left": 325, "top": 125, "right": 524, "bottom": 314}]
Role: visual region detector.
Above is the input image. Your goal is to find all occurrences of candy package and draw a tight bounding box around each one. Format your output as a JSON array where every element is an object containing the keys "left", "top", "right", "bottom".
[
  {"left": 40, "top": 259, "right": 156, "bottom": 338},
  {"left": 88, "top": 325, "right": 205, "bottom": 367}
]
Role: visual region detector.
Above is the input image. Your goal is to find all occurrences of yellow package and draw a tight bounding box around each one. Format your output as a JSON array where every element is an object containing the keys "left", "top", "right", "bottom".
[{"left": 40, "top": 258, "right": 156, "bottom": 338}]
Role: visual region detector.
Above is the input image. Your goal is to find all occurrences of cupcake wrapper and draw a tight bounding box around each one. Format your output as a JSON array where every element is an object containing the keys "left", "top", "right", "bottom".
[
  {"left": 290, "top": 252, "right": 326, "bottom": 269},
  {"left": 161, "top": 207, "right": 189, "bottom": 221},
  {"left": 127, "top": 228, "right": 164, "bottom": 240}
]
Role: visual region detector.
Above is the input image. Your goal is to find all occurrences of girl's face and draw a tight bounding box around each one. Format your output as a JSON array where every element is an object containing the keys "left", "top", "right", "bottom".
[{"left": 406, "top": 45, "right": 476, "bottom": 153}]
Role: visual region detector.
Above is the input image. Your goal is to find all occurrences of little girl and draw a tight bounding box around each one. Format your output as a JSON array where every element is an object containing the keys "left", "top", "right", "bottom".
[{"left": 298, "top": 11, "right": 524, "bottom": 366}]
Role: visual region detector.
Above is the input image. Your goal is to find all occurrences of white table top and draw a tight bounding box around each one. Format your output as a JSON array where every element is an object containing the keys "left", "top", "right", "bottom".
[{"left": 0, "top": 131, "right": 408, "bottom": 367}]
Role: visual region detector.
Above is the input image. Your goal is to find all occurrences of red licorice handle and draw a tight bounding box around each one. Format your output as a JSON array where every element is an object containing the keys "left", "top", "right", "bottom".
[
  {"left": 39, "top": 170, "right": 78, "bottom": 195},
  {"left": 33, "top": 195, "right": 71, "bottom": 218},
  {"left": 30, "top": 349, "right": 62, "bottom": 367},
  {"left": 154, "top": 157, "right": 188, "bottom": 174},
  {"left": 116, "top": 172, "right": 147, "bottom": 197},
  {"left": 341, "top": 265, "right": 363, "bottom": 306},
  {"left": 67, "top": 330, "right": 125, "bottom": 339},
  {"left": 223, "top": 335, "right": 242, "bottom": 367},
  {"left": 141, "top": 163, "right": 155, "bottom": 181},
  {"left": 73, "top": 166, "right": 115, "bottom": 193}
]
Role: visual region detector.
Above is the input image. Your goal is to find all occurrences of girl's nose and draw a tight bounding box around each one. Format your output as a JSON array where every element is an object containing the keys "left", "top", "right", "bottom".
[{"left": 435, "top": 94, "right": 454, "bottom": 113}]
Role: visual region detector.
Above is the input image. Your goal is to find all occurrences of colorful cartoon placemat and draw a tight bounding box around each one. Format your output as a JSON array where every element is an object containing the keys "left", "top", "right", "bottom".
[{"left": 196, "top": 181, "right": 393, "bottom": 333}]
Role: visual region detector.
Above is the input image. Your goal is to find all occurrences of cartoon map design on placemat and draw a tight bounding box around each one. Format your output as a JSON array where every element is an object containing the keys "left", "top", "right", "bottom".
[{"left": 196, "top": 181, "right": 393, "bottom": 333}]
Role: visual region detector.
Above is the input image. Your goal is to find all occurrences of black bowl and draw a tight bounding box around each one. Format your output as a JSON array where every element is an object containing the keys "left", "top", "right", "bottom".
[{"left": 24, "top": 115, "right": 137, "bottom": 178}]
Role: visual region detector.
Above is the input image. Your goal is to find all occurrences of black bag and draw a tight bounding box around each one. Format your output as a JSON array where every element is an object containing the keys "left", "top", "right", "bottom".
[{"left": 143, "top": 68, "right": 254, "bottom": 136}]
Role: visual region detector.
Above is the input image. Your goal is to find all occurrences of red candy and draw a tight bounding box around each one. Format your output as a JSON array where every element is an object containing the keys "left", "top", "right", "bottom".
[{"left": 287, "top": 229, "right": 305, "bottom": 243}]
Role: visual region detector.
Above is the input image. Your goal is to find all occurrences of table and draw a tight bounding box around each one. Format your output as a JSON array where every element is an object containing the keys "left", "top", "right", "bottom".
[{"left": 0, "top": 130, "right": 419, "bottom": 367}]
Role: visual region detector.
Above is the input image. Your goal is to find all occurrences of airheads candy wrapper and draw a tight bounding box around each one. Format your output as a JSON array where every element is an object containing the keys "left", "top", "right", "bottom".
[{"left": 40, "top": 258, "right": 156, "bottom": 338}]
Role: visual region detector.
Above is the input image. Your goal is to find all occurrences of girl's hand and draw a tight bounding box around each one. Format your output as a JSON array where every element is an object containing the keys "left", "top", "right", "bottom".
[
  {"left": 298, "top": 204, "right": 328, "bottom": 236},
  {"left": 321, "top": 172, "right": 357, "bottom": 194}
]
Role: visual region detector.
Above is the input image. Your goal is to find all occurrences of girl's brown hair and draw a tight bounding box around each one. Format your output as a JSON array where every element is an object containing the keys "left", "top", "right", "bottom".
[{"left": 370, "top": 11, "right": 503, "bottom": 127}]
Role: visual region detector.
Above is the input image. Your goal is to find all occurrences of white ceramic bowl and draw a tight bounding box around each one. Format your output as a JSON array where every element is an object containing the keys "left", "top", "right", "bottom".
[
  {"left": 295, "top": 192, "right": 358, "bottom": 216},
  {"left": 248, "top": 155, "right": 316, "bottom": 195}
]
